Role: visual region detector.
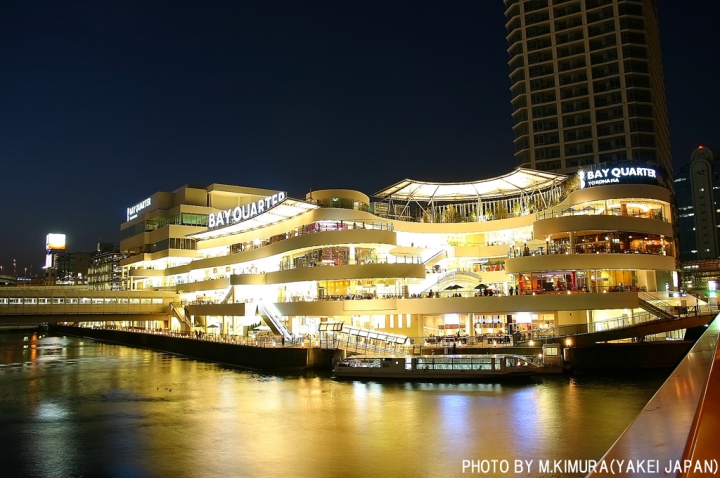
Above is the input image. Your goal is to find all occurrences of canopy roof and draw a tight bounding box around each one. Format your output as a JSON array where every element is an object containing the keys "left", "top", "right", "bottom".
[
  {"left": 191, "top": 198, "right": 319, "bottom": 240},
  {"left": 374, "top": 168, "right": 566, "bottom": 202}
]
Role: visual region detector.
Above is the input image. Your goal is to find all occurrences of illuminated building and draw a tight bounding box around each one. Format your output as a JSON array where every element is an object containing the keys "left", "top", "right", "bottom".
[
  {"left": 504, "top": 0, "right": 671, "bottom": 176},
  {"left": 88, "top": 243, "right": 127, "bottom": 291},
  {"left": 675, "top": 146, "right": 720, "bottom": 290},
  {"left": 120, "top": 164, "right": 676, "bottom": 338},
  {"left": 42, "top": 233, "right": 91, "bottom": 286}
]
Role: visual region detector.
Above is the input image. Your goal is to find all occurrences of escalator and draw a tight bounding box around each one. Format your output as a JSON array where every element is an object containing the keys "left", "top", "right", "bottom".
[{"left": 257, "top": 302, "right": 292, "bottom": 340}]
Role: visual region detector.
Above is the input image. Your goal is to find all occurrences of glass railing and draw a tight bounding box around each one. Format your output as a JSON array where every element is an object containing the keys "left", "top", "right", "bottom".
[
  {"left": 508, "top": 244, "right": 671, "bottom": 258},
  {"left": 225, "top": 219, "right": 394, "bottom": 256},
  {"left": 536, "top": 205, "right": 666, "bottom": 222},
  {"left": 279, "top": 253, "right": 423, "bottom": 271}
]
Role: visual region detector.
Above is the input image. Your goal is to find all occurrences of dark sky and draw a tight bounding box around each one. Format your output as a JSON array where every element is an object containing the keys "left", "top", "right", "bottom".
[{"left": 1, "top": 1, "right": 719, "bottom": 276}]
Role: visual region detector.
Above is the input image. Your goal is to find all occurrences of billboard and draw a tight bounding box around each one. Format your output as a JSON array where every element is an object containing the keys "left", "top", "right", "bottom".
[{"left": 46, "top": 233, "right": 66, "bottom": 251}]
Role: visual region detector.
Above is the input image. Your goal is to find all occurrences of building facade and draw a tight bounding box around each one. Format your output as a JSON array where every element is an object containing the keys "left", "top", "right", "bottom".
[
  {"left": 44, "top": 252, "right": 91, "bottom": 286},
  {"left": 120, "top": 164, "right": 675, "bottom": 339},
  {"left": 505, "top": 0, "right": 671, "bottom": 176},
  {"left": 674, "top": 146, "right": 720, "bottom": 290},
  {"left": 88, "top": 243, "right": 127, "bottom": 291}
]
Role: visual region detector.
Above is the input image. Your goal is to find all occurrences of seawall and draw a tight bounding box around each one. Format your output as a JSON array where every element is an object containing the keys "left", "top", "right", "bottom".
[
  {"left": 567, "top": 341, "right": 694, "bottom": 372},
  {"left": 51, "top": 325, "right": 338, "bottom": 371}
]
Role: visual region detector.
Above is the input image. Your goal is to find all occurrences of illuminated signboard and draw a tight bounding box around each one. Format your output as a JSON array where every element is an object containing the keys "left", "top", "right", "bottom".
[
  {"left": 46, "top": 233, "right": 66, "bottom": 251},
  {"left": 127, "top": 198, "right": 152, "bottom": 221},
  {"left": 579, "top": 166, "right": 657, "bottom": 189},
  {"left": 209, "top": 192, "right": 287, "bottom": 230}
]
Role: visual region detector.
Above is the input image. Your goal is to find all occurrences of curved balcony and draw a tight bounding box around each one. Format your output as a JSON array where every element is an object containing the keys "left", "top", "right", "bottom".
[
  {"left": 166, "top": 228, "right": 398, "bottom": 276},
  {"left": 264, "top": 263, "right": 425, "bottom": 285},
  {"left": 128, "top": 268, "right": 166, "bottom": 278},
  {"left": 562, "top": 183, "right": 671, "bottom": 205},
  {"left": 274, "top": 292, "right": 639, "bottom": 317},
  {"left": 534, "top": 214, "right": 673, "bottom": 237},
  {"left": 505, "top": 252, "right": 675, "bottom": 274}
]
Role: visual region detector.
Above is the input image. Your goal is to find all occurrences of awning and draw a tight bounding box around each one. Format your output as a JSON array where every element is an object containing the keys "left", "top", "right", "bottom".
[{"left": 373, "top": 168, "right": 566, "bottom": 202}]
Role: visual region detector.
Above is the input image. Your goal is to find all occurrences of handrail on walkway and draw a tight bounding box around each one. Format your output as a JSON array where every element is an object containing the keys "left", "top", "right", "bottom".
[{"left": 588, "top": 315, "right": 720, "bottom": 477}]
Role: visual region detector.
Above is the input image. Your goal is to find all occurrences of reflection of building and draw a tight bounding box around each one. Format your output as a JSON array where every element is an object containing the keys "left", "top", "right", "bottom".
[
  {"left": 120, "top": 164, "right": 675, "bottom": 338},
  {"left": 675, "top": 146, "right": 720, "bottom": 290},
  {"left": 504, "top": 0, "right": 671, "bottom": 176},
  {"left": 88, "top": 243, "right": 127, "bottom": 291}
]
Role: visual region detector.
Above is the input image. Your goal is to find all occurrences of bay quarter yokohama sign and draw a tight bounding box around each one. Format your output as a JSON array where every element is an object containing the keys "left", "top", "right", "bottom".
[
  {"left": 208, "top": 192, "right": 287, "bottom": 229},
  {"left": 127, "top": 198, "right": 152, "bottom": 221},
  {"left": 579, "top": 166, "right": 657, "bottom": 189}
]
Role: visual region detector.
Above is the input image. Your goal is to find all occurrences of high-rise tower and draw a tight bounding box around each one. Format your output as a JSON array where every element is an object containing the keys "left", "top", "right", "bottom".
[{"left": 504, "top": 0, "right": 671, "bottom": 176}]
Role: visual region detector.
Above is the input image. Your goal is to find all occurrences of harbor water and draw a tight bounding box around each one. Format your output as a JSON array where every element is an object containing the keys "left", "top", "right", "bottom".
[{"left": 0, "top": 332, "right": 668, "bottom": 478}]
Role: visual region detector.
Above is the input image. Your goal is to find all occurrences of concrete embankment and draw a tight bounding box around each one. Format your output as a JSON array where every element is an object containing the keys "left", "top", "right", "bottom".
[
  {"left": 51, "top": 325, "right": 338, "bottom": 371},
  {"left": 566, "top": 341, "right": 695, "bottom": 372},
  {"left": 0, "top": 325, "right": 40, "bottom": 334}
]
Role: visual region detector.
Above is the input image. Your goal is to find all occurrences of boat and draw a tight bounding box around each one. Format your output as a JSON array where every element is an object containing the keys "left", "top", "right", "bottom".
[{"left": 332, "top": 354, "right": 540, "bottom": 381}]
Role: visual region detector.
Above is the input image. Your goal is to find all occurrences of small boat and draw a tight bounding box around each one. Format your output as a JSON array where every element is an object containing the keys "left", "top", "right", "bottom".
[{"left": 332, "top": 354, "right": 540, "bottom": 381}]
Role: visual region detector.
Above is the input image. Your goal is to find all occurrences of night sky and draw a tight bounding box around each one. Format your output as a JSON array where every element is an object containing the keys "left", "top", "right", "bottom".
[{"left": 1, "top": 1, "right": 719, "bottom": 275}]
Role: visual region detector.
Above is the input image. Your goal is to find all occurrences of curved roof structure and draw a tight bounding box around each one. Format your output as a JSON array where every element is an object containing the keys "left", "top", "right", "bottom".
[{"left": 374, "top": 168, "right": 566, "bottom": 202}]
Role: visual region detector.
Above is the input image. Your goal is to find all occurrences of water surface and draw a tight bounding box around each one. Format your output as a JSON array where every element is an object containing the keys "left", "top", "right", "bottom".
[{"left": 0, "top": 333, "right": 667, "bottom": 477}]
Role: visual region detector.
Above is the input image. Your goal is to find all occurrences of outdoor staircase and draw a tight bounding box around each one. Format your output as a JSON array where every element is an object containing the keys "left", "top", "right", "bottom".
[
  {"left": 418, "top": 270, "right": 482, "bottom": 294},
  {"left": 638, "top": 292, "right": 677, "bottom": 321},
  {"left": 219, "top": 287, "right": 234, "bottom": 304},
  {"left": 170, "top": 303, "right": 193, "bottom": 331},
  {"left": 423, "top": 249, "right": 447, "bottom": 266}
]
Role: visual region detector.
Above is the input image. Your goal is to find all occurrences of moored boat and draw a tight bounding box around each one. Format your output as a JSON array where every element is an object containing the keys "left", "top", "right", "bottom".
[{"left": 332, "top": 354, "right": 540, "bottom": 381}]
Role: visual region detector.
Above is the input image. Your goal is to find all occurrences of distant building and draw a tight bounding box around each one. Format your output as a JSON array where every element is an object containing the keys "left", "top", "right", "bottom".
[
  {"left": 0, "top": 275, "right": 16, "bottom": 287},
  {"left": 88, "top": 243, "right": 126, "bottom": 291},
  {"left": 45, "top": 252, "right": 91, "bottom": 286},
  {"left": 504, "top": 0, "right": 671, "bottom": 177},
  {"left": 675, "top": 146, "right": 720, "bottom": 289}
]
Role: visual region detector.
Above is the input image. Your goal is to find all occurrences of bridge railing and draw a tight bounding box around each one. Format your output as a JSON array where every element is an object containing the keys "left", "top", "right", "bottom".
[
  {"left": 528, "top": 310, "right": 676, "bottom": 342},
  {"left": 588, "top": 314, "right": 720, "bottom": 477}
]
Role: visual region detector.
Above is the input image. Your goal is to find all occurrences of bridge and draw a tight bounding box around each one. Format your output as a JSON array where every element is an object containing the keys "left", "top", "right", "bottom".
[{"left": 0, "top": 287, "right": 178, "bottom": 324}]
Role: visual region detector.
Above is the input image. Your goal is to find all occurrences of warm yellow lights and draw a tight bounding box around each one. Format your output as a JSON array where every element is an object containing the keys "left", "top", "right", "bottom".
[
  {"left": 529, "top": 340, "right": 535, "bottom": 346},
  {"left": 565, "top": 338, "right": 572, "bottom": 346}
]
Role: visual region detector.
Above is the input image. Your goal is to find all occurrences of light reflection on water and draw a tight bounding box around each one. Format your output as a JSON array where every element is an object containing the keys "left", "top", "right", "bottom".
[{"left": 0, "top": 333, "right": 667, "bottom": 478}]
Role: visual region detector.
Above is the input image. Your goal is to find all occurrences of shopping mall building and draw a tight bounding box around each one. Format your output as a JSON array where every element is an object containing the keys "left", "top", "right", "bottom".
[{"left": 120, "top": 163, "right": 675, "bottom": 339}]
